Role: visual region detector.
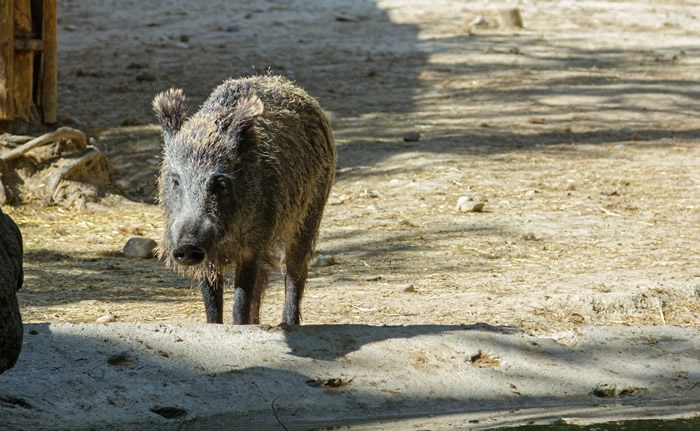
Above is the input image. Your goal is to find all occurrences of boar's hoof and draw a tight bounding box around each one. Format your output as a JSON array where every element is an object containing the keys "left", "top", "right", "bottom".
[{"left": 173, "top": 244, "right": 205, "bottom": 266}]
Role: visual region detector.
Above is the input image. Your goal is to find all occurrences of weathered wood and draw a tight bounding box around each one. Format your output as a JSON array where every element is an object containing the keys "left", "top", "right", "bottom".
[
  {"left": 12, "top": 0, "right": 35, "bottom": 122},
  {"left": 41, "top": 0, "right": 56, "bottom": 123},
  {"left": 0, "top": 0, "right": 14, "bottom": 120},
  {"left": 0, "top": 133, "right": 33, "bottom": 145},
  {"left": 0, "top": 127, "right": 86, "bottom": 161},
  {"left": 43, "top": 148, "right": 102, "bottom": 205},
  {"left": 14, "top": 37, "right": 43, "bottom": 51}
]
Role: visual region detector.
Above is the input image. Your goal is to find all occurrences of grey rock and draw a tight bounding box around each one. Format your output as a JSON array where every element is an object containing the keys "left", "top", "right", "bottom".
[
  {"left": 123, "top": 236, "right": 157, "bottom": 259},
  {"left": 403, "top": 131, "right": 421, "bottom": 142}
]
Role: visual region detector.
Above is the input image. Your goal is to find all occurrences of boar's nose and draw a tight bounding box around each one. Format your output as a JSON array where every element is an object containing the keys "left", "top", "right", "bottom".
[{"left": 172, "top": 243, "right": 205, "bottom": 266}]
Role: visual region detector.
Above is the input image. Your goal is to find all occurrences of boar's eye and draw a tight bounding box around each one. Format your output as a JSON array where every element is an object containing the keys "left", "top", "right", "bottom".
[{"left": 171, "top": 176, "right": 180, "bottom": 189}]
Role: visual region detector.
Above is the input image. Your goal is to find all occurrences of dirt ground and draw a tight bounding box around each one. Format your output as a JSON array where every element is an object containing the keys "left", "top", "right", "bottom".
[{"left": 4, "top": 0, "right": 699, "bottom": 334}]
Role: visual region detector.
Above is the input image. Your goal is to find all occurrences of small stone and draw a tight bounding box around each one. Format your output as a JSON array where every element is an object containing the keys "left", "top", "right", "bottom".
[
  {"left": 367, "top": 204, "right": 381, "bottom": 212},
  {"left": 173, "top": 41, "right": 189, "bottom": 49},
  {"left": 311, "top": 255, "right": 336, "bottom": 267},
  {"left": 456, "top": 196, "right": 473, "bottom": 209},
  {"left": 461, "top": 201, "right": 484, "bottom": 212},
  {"left": 97, "top": 314, "right": 116, "bottom": 324},
  {"left": 457, "top": 196, "right": 484, "bottom": 212},
  {"left": 467, "top": 16, "right": 486, "bottom": 28},
  {"left": 135, "top": 72, "right": 157, "bottom": 82},
  {"left": 566, "top": 182, "right": 577, "bottom": 191},
  {"left": 179, "top": 34, "right": 190, "bottom": 42},
  {"left": 525, "top": 190, "right": 537, "bottom": 199},
  {"left": 80, "top": 299, "right": 98, "bottom": 305},
  {"left": 521, "top": 232, "right": 537, "bottom": 241},
  {"left": 600, "top": 190, "right": 618, "bottom": 196},
  {"left": 361, "top": 189, "right": 379, "bottom": 198},
  {"left": 225, "top": 24, "right": 240, "bottom": 32},
  {"left": 399, "top": 284, "right": 416, "bottom": 293},
  {"left": 123, "top": 236, "right": 157, "bottom": 259},
  {"left": 614, "top": 144, "right": 625, "bottom": 150},
  {"left": 403, "top": 131, "right": 421, "bottom": 142}
]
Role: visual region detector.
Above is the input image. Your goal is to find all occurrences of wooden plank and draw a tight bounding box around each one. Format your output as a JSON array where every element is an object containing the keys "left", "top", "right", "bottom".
[
  {"left": 41, "top": 0, "right": 56, "bottom": 123},
  {"left": 13, "top": 0, "right": 35, "bottom": 122},
  {"left": 0, "top": 0, "right": 14, "bottom": 120},
  {"left": 14, "top": 37, "right": 43, "bottom": 51}
]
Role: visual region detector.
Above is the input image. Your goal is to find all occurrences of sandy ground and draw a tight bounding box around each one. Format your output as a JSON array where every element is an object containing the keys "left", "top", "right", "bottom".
[{"left": 1, "top": 0, "right": 699, "bottom": 428}]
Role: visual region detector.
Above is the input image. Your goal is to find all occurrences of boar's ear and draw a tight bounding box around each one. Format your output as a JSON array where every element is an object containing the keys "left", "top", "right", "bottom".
[
  {"left": 219, "top": 95, "right": 264, "bottom": 153},
  {"left": 153, "top": 88, "right": 188, "bottom": 140}
]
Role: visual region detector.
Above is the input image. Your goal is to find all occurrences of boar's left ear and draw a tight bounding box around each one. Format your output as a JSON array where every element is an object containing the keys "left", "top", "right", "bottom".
[
  {"left": 218, "top": 95, "right": 264, "bottom": 152},
  {"left": 153, "top": 88, "right": 188, "bottom": 140}
]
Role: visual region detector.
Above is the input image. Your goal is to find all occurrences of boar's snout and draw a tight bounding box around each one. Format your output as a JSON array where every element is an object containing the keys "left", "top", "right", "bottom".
[{"left": 173, "top": 243, "right": 206, "bottom": 266}]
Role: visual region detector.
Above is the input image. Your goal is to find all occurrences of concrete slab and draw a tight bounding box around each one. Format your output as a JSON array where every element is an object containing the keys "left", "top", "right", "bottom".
[{"left": 1, "top": 323, "right": 698, "bottom": 430}]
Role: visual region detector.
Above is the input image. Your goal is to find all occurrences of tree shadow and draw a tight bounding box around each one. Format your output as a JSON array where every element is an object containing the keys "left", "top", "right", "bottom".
[{"left": 1, "top": 323, "right": 697, "bottom": 429}]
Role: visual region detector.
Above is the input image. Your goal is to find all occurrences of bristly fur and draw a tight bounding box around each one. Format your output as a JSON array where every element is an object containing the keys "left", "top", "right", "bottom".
[
  {"left": 152, "top": 88, "right": 187, "bottom": 139},
  {"left": 153, "top": 75, "right": 336, "bottom": 323}
]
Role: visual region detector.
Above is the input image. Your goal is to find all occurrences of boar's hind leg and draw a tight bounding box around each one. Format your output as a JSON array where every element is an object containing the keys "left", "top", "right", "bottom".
[
  {"left": 199, "top": 272, "right": 224, "bottom": 323},
  {"left": 233, "top": 259, "right": 266, "bottom": 324},
  {"left": 283, "top": 191, "right": 328, "bottom": 325}
]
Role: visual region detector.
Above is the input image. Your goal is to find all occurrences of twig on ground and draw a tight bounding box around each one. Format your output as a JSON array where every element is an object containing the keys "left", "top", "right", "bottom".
[{"left": 271, "top": 396, "right": 289, "bottom": 431}]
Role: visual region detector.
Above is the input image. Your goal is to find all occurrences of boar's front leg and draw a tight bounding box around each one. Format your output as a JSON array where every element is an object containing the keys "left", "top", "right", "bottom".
[
  {"left": 232, "top": 259, "right": 266, "bottom": 324},
  {"left": 199, "top": 272, "right": 224, "bottom": 324}
]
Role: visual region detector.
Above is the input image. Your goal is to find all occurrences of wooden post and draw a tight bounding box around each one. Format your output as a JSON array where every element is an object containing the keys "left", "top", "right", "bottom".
[
  {"left": 0, "top": 0, "right": 14, "bottom": 120},
  {"left": 41, "top": 0, "right": 56, "bottom": 123},
  {"left": 13, "top": 0, "right": 37, "bottom": 123}
]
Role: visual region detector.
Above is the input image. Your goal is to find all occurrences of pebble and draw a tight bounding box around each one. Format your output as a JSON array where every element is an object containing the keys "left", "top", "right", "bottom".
[
  {"left": 456, "top": 196, "right": 484, "bottom": 212},
  {"left": 225, "top": 24, "right": 240, "bottom": 32},
  {"left": 398, "top": 284, "right": 416, "bottom": 293},
  {"left": 311, "top": 255, "right": 336, "bottom": 267},
  {"left": 614, "top": 144, "right": 625, "bottom": 150},
  {"left": 96, "top": 314, "right": 116, "bottom": 324},
  {"left": 123, "top": 236, "right": 157, "bottom": 259},
  {"left": 80, "top": 300, "right": 98, "bottom": 305},
  {"left": 525, "top": 190, "right": 537, "bottom": 199},
  {"left": 600, "top": 190, "right": 618, "bottom": 196},
  {"left": 467, "top": 16, "right": 486, "bottom": 28},
  {"left": 403, "top": 131, "right": 421, "bottom": 142},
  {"left": 362, "top": 189, "right": 379, "bottom": 198}
]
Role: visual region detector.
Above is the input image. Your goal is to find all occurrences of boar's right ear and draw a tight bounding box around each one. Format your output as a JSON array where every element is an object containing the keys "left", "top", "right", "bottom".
[{"left": 153, "top": 89, "right": 188, "bottom": 140}]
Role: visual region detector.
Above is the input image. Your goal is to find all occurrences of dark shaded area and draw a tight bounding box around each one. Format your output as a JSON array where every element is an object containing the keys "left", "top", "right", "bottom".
[
  {"left": 1, "top": 323, "right": 697, "bottom": 430},
  {"left": 279, "top": 322, "right": 521, "bottom": 360}
]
